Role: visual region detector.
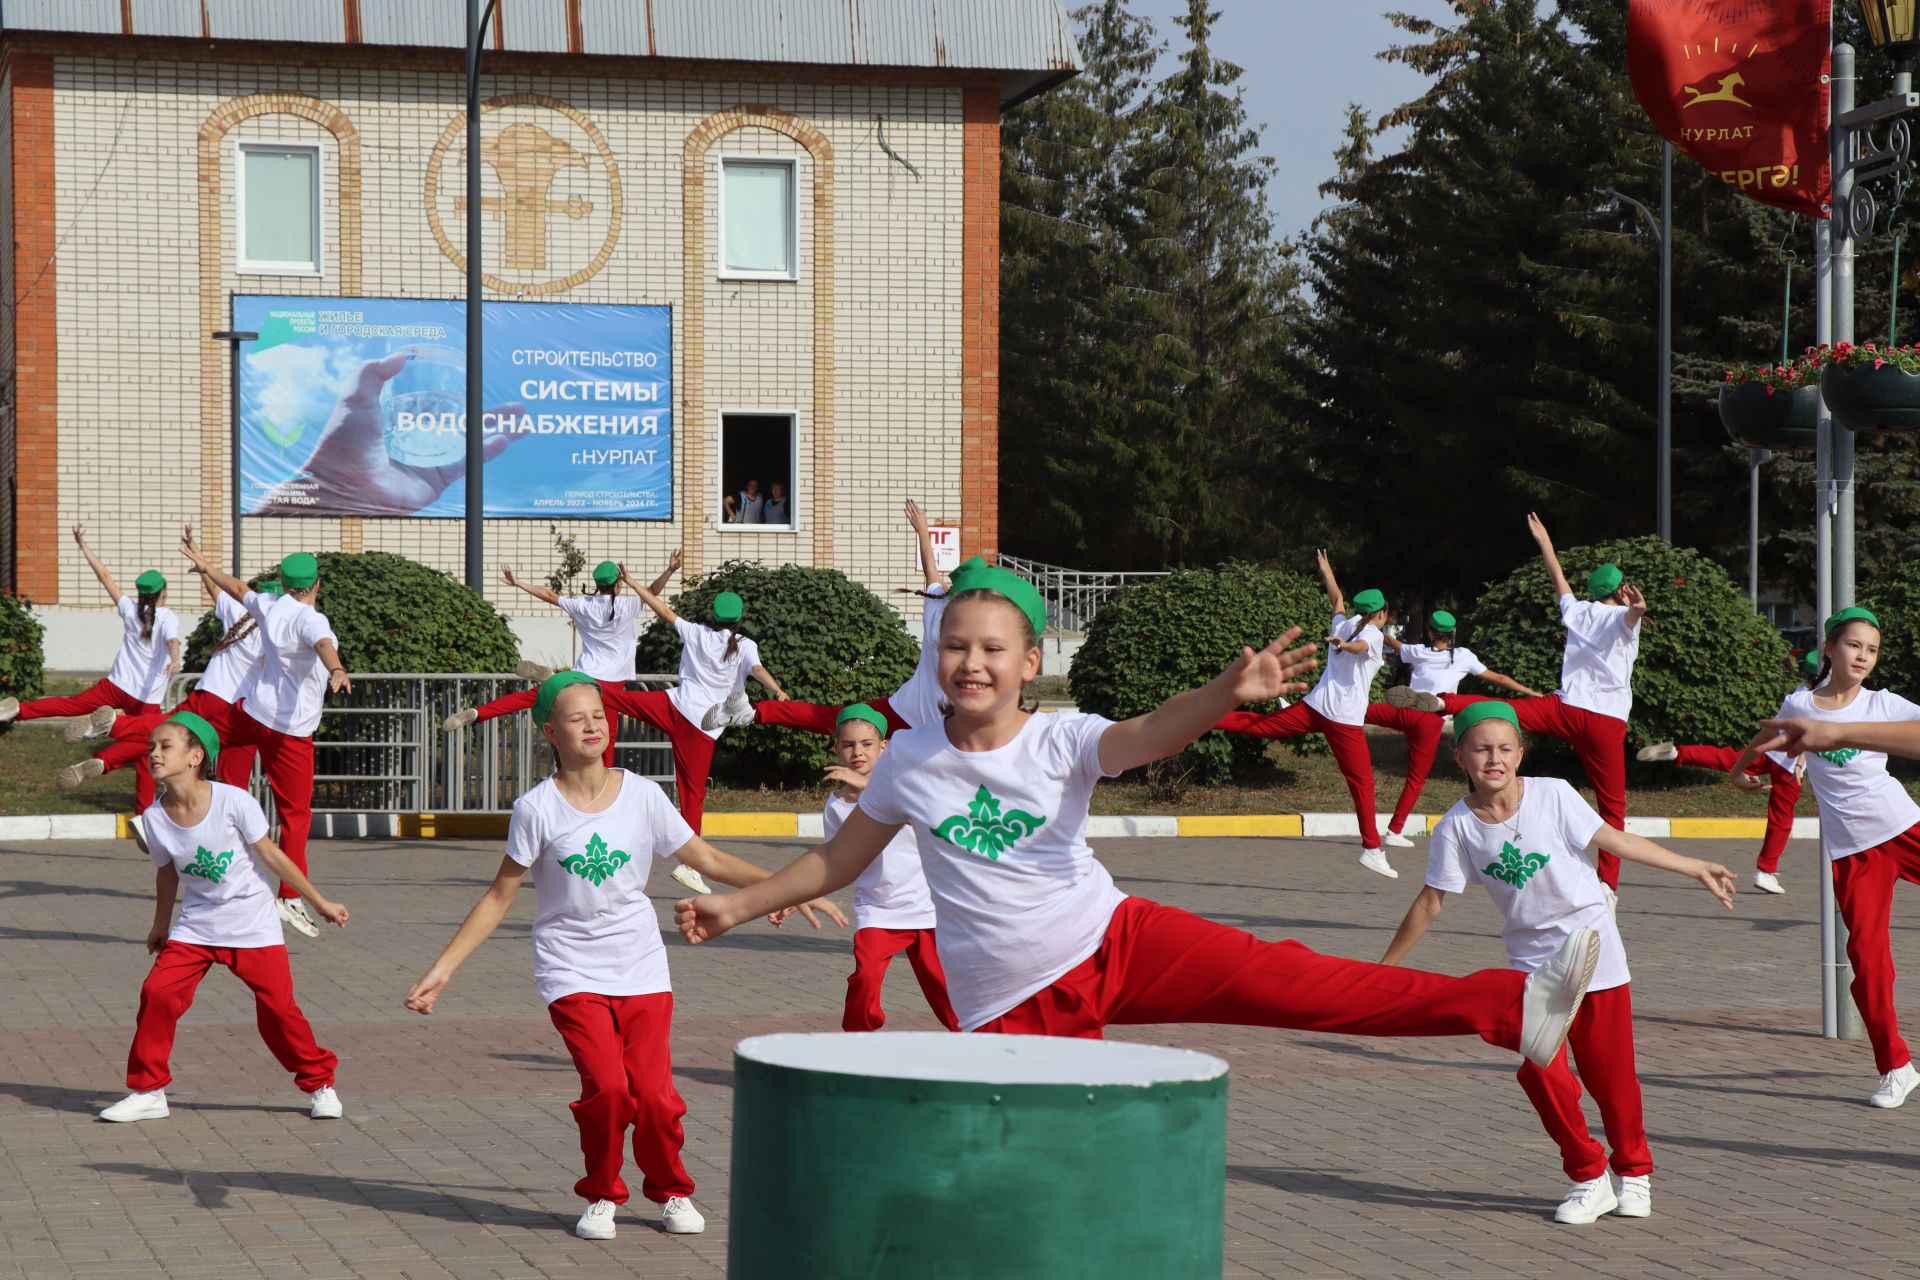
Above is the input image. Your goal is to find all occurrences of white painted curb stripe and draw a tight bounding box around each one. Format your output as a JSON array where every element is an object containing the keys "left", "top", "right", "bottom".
[
  {"left": 796, "top": 813, "right": 825, "bottom": 840},
  {"left": 1624, "top": 817, "right": 1671, "bottom": 838},
  {"left": 1301, "top": 813, "right": 1407, "bottom": 839},
  {"left": 1087, "top": 815, "right": 1179, "bottom": 838},
  {"left": 0, "top": 814, "right": 117, "bottom": 840}
]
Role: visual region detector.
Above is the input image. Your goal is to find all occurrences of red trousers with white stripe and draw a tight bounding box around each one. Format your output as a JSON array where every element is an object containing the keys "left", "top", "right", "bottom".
[
  {"left": 99, "top": 691, "right": 258, "bottom": 813},
  {"left": 1832, "top": 826, "right": 1920, "bottom": 1075},
  {"left": 1215, "top": 704, "right": 1381, "bottom": 848},
  {"left": 1515, "top": 984, "right": 1651, "bottom": 1181},
  {"left": 12, "top": 676, "right": 155, "bottom": 723},
  {"left": 1671, "top": 744, "right": 1801, "bottom": 874},
  {"left": 753, "top": 695, "right": 910, "bottom": 737},
  {"left": 127, "top": 941, "right": 336, "bottom": 1093},
  {"left": 1441, "top": 694, "right": 1627, "bottom": 887},
  {"left": 843, "top": 926, "right": 959, "bottom": 1032},
  {"left": 977, "top": 897, "right": 1526, "bottom": 1044},
  {"left": 218, "top": 707, "right": 314, "bottom": 900},
  {"left": 547, "top": 992, "right": 695, "bottom": 1206}
]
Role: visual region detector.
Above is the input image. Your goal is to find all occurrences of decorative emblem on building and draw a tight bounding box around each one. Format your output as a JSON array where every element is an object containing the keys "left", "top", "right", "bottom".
[{"left": 424, "top": 93, "right": 622, "bottom": 295}]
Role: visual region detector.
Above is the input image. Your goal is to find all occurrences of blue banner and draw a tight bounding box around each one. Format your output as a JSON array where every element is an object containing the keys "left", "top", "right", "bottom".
[{"left": 233, "top": 296, "right": 672, "bottom": 519}]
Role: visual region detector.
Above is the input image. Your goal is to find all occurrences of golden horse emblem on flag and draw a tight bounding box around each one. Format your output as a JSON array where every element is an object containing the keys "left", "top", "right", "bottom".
[{"left": 1682, "top": 72, "right": 1754, "bottom": 109}]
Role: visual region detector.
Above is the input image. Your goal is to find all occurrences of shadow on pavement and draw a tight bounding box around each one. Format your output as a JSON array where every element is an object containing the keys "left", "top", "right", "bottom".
[
  {"left": 1227, "top": 1164, "right": 1541, "bottom": 1215},
  {"left": 88, "top": 1161, "right": 568, "bottom": 1230}
]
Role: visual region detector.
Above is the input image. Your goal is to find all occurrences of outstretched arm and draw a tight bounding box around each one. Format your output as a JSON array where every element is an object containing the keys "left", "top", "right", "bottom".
[
  {"left": 1758, "top": 716, "right": 1920, "bottom": 761},
  {"left": 1527, "top": 512, "right": 1575, "bottom": 600},
  {"left": 1097, "top": 628, "right": 1319, "bottom": 775},
  {"left": 1381, "top": 886, "right": 1447, "bottom": 965},
  {"left": 1478, "top": 669, "right": 1540, "bottom": 697},
  {"left": 672, "top": 835, "right": 846, "bottom": 929},
  {"left": 179, "top": 529, "right": 249, "bottom": 604},
  {"left": 1590, "top": 825, "right": 1737, "bottom": 907},
  {"left": 314, "top": 637, "right": 352, "bottom": 695},
  {"left": 1619, "top": 582, "right": 1647, "bottom": 630},
  {"left": 250, "top": 835, "right": 348, "bottom": 926},
  {"left": 405, "top": 857, "right": 525, "bottom": 1013},
  {"left": 1314, "top": 549, "right": 1347, "bottom": 616},
  {"left": 647, "top": 549, "right": 683, "bottom": 596},
  {"left": 749, "top": 664, "right": 788, "bottom": 699},
  {"left": 676, "top": 809, "right": 896, "bottom": 944},
  {"left": 73, "top": 524, "right": 123, "bottom": 603},
  {"left": 621, "top": 567, "right": 680, "bottom": 627},
  {"left": 1727, "top": 727, "right": 1776, "bottom": 792},
  {"left": 500, "top": 565, "right": 562, "bottom": 607},
  {"left": 907, "top": 499, "right": 945, "bottom": 590}
]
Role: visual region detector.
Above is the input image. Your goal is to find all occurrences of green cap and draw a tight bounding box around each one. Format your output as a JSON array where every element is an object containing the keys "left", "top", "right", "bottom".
[
  {"left": 280, "top": 552, "right": 319, "bottom": 591},
  {"left": 835, "top": 702, "right": 889, "bottom": 739},
  {"left": 1825, "top": 605, "right": 1880, "bottom": 635},
  {"left": 949, "top": 560, "right": 1049, "bottom": 641},
  {"left": 592, "top": 560, "right": 620, "bottom": 586},
  {"left": 1587, "top": 563, "right": 1624, "bottom": 598},
  {"left": 954, "top": 555, "right": 989, "bottom": 575},
  {"left": 712, "top": 591, "right": 744, "bottom": 623},
  {"left": 1351, "top": 588, "right": 1386, "bottom": 615},
  {"left": 134, "top": 570, "right": 166, "bottom": 595},
  {"left": 259, "top": 579, "right": 284, "bottom": 597},
  {"left": 1452, "top": 700, "right": 1521, "bottom": 741},
  {"left": 1429, "top": 609, "right": 1457, "bottom": 632},
  {"left": 532, "top": 670, "right": 603, "bottom": 728},
  {"left": 1802, "top": 649, "right": 1821, "bottom": 678},
  {"left": 163, "top": 710, "right": 220, "bottom": 767}
]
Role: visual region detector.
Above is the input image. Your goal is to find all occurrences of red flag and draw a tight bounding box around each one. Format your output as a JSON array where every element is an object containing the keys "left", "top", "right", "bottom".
[{"left": 1627, "top": 1, "right": 1832, "bottom": 216}]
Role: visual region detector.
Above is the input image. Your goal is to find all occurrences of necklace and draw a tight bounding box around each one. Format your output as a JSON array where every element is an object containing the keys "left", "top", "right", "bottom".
[{"left": 567, "top": 767, "right": 615, "bottom": 811}]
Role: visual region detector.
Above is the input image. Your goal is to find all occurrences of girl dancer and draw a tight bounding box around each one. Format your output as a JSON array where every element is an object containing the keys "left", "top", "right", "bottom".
[
  {"left": 1733, "top": 607, "right": 1920, "bottom": 1109},
  {"left": 825, "top": 703, "right": 957, "bottom": 1032},
  {"left": 1385, "top": 610, "right": 1541, "bottom": 701},
  {"left": 1382, "top": 701, "right": 1735, "bottom": 1224},
  {"left": 98, "top": 711, "right": 348, "bottom": 1124},
  {"left": 1388, "top": 515, "right": 1643, "bottom": 889},
  {"left": 1213, "top": 551, "right": 1409, "bottom": 877},
  {"left": 404, "top": 673, "right": 843, "bottom": 1241},
  {"left": 180, "top": 538, "right": 350, "bottom": 940},
  {"left": 1636, "top": 652, "right": 1820, "bottom": 896},
  {"left": 1, "top": 525, "right": 180, "bottom": 749},
  {"left": 676, "top": 562, "right": 1603, "bottom": 1085}
]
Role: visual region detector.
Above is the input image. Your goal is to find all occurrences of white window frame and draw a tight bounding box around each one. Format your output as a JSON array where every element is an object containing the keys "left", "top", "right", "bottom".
[
  {"left": 716, "top": 155, "right": 798, "bottom": 281},
  {"left": 235, "top": 141, "right": 325, "bottom": 276},
  {"left": 716, "top": 408, "right": 798, "bottom": 533}
]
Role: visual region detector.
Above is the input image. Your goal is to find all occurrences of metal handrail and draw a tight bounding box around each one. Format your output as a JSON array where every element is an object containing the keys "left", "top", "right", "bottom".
[{"left": 996, "top": 554, "right": 1169, "bottom": 634}]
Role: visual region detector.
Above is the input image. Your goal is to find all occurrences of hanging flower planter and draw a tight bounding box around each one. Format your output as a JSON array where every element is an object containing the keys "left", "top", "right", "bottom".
[
  {"left": 1820, "top": 342, "right": 1920, "bottom": 432},
  {"left": 1718, "top": 355, "right": 1818, "bottom": 451}
]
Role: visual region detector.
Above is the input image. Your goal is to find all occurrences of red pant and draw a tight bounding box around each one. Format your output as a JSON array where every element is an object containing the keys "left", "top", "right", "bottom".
[
  {"left": 1672, "top": 745, "right": 1801, "bottom": 874},
  {"left": 843, "top": 927, "right": 959, "bottom": 1032},
  {"left": 471, "top": 682, "right": 617, "bottom": 768},
  {"left": 1443, "top": 695, "right": 1627, "bottom": 887},
  {"left": 220, "top": 708, "right": 314, "bottom": 900},
  {"left": 13, "top": 676, "right": 155, "bottom": 723},
  {"left": 1832, "top": 827, "right": 1920, "bottom": 1075},
  {"left": 127, "top": 941, "right": 336, "bottom": 1092},
  {"left": 599, "top": 689, "right": 718, "bottom": 835},
  {"left": 1365, "top": 702, "right": 1443, "bottom": 835},
  {"left": 752, "top": 695, "right": 910, "bottom": 737},
  {"left": 1515, "top": 984, "right": 1650, "bottom": 1181},
  {"left": 547, "top": 992, "right": 694, "bottom": 1205},
  {"left": 1216, "top": 703, "right": 1380, "bottom": 847},
  {"left": 976, "top": 897, "right": 1525, "bottom": 1044},
  {"left": 99, "top": 691, "right": 256, "bottom": 813}
]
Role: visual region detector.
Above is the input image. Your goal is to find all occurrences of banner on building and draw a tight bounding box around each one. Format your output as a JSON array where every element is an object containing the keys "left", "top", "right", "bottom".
[
  {"left": 1626, "top": 1, "right": 1831, "bottom": 216},
  {"left": 233, "top": 296, "right": 672, "bottom": 520}
]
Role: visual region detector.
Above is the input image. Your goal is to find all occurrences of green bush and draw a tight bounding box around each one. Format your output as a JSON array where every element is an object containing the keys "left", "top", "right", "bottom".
[
  {"left": 633, "top": 561, "right": 918, "bottom": 778},
  {"left": 1856, "top": 563, "right": 1920, "bottom": 701},
  {"left": 1465, "top": 536, "right": 1796, "bottom": 748},
  {"left": 1069, "top": 562, "right": 1331, "bottom": 783},
  {"left": 183, "top": 551, "right": 519, "bottom": 674},
  {"left": 0, "top": 590, "right": 46, "bottom": 733}
]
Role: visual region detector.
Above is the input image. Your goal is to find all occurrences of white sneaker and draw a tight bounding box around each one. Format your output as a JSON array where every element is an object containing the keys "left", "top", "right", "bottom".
[
  {"left": 1602, "top": 884, "right": 1618, "bottom": 917},
  {"left": 1612, "top": 1173, "right": 1651, "bottom": 1218},
  {"left": 0, "top": 697, "right": 18, "bottom": 722},
  {"left": 670, "top": 863, "right": 712, "bottom": 895},
  {"left": 307, "top": 1085, "right": 343, "bottom": 1119},
  {"left": 1636, "top": 742, "right": 1678, "bottom": 763},
  {"left": 278, "top": 899, "right": 320, "bottom": 938},
  {"left": 99, "top": 1089, "right": 169, "bottom": 1123},
  {"left": 1553, "top": 1174, "right": 1619, "bottom": 1224},
  {"left": 1520, "top": 929, "right": 1600, "bottom": 1068},
  {"left": 700, "top": 701, "right": 731, "bottom": 731},
  {"left": 722, "top": 691, "right": 756, "bottom": 727},
  {"left": 1753, "top": 871, "right": 1785, "bottom": 895},
  {"left": 1869, "top": 1061, "right": 1920, "bottom": 1108},
  {"left": 1382, "top": 829, "right": 1416, "bottom": 848},
  {"left": 661, "top": 1195, "right": 706, "bottom": 1234},
  {"left": 442, "top": 707, "right": 478, "bottom": 732},
  {"left": 515, "top": 660, "right": 556, "bottom": 683},
  {"left": 1358, "top": 848, "right": 1399, "bottom": 878},
  {"left": 1385, "top": 686, "right": 1445, "bottom": 713},
  {"left": 574, "top": 1199, "right": 618, "bottom": 1241},
  {"left": 64, "top": 706, "right": 119, "bottom": 743},
  {"left": 129, "top": 816, "right": 149, "bottom": 856},
  {"left": 56, "top": 758, "right": 106, "bottom": 791}
]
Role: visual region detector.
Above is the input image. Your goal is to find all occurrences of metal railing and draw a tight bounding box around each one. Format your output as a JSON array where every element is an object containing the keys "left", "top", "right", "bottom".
[
  {"left": 996, "top": 554, "right": 1169, "bottom": 634},
  {"left": 163, "top": 672, "right": 676, "bottom": 814}
]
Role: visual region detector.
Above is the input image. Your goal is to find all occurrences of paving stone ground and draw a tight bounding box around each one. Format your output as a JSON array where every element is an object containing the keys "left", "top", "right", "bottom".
[{"left": 1, "top": 831, "right": 1917, "bottom": 1278}]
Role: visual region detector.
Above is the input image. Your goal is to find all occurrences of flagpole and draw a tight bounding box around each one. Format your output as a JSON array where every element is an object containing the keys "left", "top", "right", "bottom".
[{"left": 1658, "top": 141, "right": 1672, "bottom": 542}]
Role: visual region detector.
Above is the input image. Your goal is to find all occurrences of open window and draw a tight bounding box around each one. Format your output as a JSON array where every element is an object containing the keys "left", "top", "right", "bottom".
[
  {"left": 718, "top": 413, "right": 796, "bottom": 531},
  {"left": 236, "top": 142, "right": 323, "bottom": 275}
]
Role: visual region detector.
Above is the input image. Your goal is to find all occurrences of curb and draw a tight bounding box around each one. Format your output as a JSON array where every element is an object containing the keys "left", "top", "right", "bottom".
[{"left": 0, "top": 812, "right": 1826, "bottom": 842}]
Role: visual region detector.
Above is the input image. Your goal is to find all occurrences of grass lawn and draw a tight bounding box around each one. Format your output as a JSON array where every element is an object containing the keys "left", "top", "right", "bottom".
[{"left": 0, "top": 679, "right": 136, "bottom": 815}]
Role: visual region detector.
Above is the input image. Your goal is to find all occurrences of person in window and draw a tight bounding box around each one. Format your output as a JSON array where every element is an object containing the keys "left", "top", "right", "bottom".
[
  {"left": 761, "top": 481, "right": 790, "bottom": 526},
  {"left": 724, "top": 479, "right": 765, "bottom": 524}
]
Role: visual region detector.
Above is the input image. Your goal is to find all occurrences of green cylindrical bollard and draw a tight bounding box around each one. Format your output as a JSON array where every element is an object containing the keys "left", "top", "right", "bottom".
[{"left": 728, "top": 1032, "right": 1228, "bottom": 1279}]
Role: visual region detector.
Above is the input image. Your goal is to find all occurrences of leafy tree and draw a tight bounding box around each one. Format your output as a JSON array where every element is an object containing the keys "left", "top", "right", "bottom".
[{"left": 0, "top": 591, "right": 46, "bottom": 733}]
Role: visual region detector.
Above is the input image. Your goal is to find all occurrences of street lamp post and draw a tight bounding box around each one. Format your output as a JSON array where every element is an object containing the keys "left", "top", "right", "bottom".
[
  {"left": 211, "top": 328, "right": 259, "bottom": 577},
  {"left": 1596, "top": 149, "right": 1674, "bottom": 542},
  {"left": 463, "top": 0, "right": 499, "bottom": 593}
]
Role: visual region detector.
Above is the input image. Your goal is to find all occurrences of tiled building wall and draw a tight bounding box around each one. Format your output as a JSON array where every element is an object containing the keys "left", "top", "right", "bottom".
[{"left": 0, "top": 62, "right": 15, "bottom": 590}]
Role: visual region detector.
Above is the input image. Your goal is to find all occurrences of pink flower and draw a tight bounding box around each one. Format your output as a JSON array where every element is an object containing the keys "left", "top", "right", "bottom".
[
  {"left": 1764, "top": 385, "right": 1777, "bottom": 396},
  {"left": 1876, "top": 358, "right": 1887, "bottom": 370}
]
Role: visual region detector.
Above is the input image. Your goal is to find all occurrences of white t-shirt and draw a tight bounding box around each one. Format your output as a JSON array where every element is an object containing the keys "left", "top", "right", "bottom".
[
  {"left": 505, "top": 770, "right": 694, "bottom": 1005},
  {"left": 1427, "top": 777, "right": 1629, "bottom": 992},
  {"left": 237, "top": 593, "right": 338, "bottom": 737},
  {"left": 146, "top": 782, "right": 281, "bottom": 950},
  {"left": 664, "top": 617, "right": 763, "bottom": 740},
  {"left": 1303, "top": 613, "right": 1383, "bottom": 726},
  {"left": 557, "top": 593, "right": 645, "bottom": 682},
  {"left": 1556, "top": 595, "right": 1639, "bottom": 721},
  {"left": 106, "top": 596, "right": 181, "bottom": 706},
  {"left": 1776, "top": 686, "right": 1920, "bottom": 858},
  {"left": 1398, "top": 643, "right": 1488, "bottom": 696},
  {"left": 857, "top": 710, "right": 1127, "bottom": 1031},
  {"left": 196, "top": 594, "right": 266, "bottom": 704},
  {"left": 826, "top": 791, "right": 937, "bottom": 931},
  {"left": 888, "top": 586, "right": 951, "bottom": 729}
]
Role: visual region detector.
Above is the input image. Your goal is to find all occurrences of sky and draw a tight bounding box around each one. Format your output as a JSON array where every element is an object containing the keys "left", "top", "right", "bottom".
[{"left": 1124, "top": 0, "right": 1463, "bottom": 242}]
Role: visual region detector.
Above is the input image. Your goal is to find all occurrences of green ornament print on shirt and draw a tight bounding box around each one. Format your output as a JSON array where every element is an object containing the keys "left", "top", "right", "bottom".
[
  {"left": 934, "top": 785, "right": 1047, "bottom": 861},
  {"left": 1815, "top": 747, "right": 1861, "bottom": 767},
  {"left": 181, "top": 846, "right": 236, "bottom": 883},
  {"left": 559, "top": 832, "right": 631, "bottom": 886},
  {"left": 1484, "top": 841, "right": 1549, "bottom": 889}
]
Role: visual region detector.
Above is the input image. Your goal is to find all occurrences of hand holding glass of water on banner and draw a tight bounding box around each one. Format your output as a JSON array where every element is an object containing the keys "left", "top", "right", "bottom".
[{"left": 382, "top": 343, "right": 467, "bottom": 469}]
